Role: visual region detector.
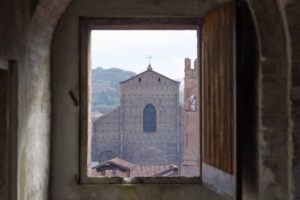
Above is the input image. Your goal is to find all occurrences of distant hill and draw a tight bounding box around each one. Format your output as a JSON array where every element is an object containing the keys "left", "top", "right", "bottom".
[
  {"left": 92, "top": 67, "right": 136, "bottom": 114},
  {"left": 91, "top": 67, "right": 185, "bottom": 114},
  {"left": 92, "top": 67, "right": 136, "bottom": 90}
]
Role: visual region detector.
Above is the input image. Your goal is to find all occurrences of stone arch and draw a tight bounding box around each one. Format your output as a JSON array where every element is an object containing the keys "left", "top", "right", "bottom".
[
  {"left": 243, "top": 0, "right": 292, "bottom": 199},
  {"left": 22, "top": 0, "right": 74, "bottom": 199},
  {"left": 26, "top": 0, "right": 294, "bottom": 198}
]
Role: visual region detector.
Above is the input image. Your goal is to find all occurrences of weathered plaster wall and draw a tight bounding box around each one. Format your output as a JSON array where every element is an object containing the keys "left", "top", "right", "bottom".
[
  {"left": 245, "top": 0, "right": 295, "bottom": 199},
  {"left": 21, "top": 0, "right": 73, "bottom": 199},
  {"left": 51, "top": 0, "right": 230, "bottom": 199},
  {"left": 18, "top": 0, "right": 297, "bottom": 199},
  {"left": 0, "top": 1, "right": 55, "bottom": 199}
]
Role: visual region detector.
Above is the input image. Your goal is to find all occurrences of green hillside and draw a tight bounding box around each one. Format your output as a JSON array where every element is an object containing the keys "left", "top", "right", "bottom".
[
  {"left": 92, "top": 67, "right": 136, "bottom": 90},
  {"left": 92, "top": 67, "right": 184, "bottom": 114},
  {"left": 92, "top": 67, "right": 136, "bottom": 114}
]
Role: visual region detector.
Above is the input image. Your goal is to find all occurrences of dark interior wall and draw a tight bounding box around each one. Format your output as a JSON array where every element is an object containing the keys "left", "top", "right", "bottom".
[
  {"left": 0, "top": 0, "right": 32, "bottom": 58},
  {"left": 0, "top": 69, "right": 8, "bottom": 200},
  {"left": 246, "top": 0, "right": 292, "bottom": 199},
  {"left": 237, "top": 1, "right": 259, "bottom": 199},
  {"left": 29, "top": 0, "right": 39, "bottom": 17},
  {"left": 0, "top": 0, "right": 42, "bottom": 199},
  {"left": 285, "top": 0, "right": 300, "bottom": 198}
]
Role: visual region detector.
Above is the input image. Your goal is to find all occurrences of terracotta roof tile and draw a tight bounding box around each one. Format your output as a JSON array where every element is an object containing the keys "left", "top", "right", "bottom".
[
  {"left": 92, "top": 157, "right": 135, "bottom": 171},
  {"left": 131, "top": 164, "right": 175, "bottom": 177},
  {"left": 92, "top": 158, "right": 178, "bottom": 177}
]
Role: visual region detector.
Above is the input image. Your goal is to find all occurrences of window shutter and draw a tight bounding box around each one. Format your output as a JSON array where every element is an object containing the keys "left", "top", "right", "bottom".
[{"left": 201, "top": 1, "right": 236, "bottom": 198}]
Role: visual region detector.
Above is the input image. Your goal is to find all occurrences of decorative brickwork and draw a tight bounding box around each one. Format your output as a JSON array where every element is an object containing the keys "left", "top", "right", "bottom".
[
  {"left": 92, "top": 106, "right": 121, "bottom": 161},
  {"left": 92, "top": 66, "right": 184, "bottom": 165}
]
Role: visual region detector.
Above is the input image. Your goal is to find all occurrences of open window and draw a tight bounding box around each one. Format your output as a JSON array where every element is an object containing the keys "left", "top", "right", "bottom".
[
  {"left": 80, "top": 1, "right": 237, "bottom": 198},
  {"left": 80, "top": 18, "right": 201, "bottom": 184},
  {"left": 201, "top": 2, "right": 236, "bottom": 197}
]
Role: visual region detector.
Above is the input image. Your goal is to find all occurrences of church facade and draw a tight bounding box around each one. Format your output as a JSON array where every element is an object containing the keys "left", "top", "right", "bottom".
[{"left": 92, "top": 65, "right": 184, "bottom": 165}]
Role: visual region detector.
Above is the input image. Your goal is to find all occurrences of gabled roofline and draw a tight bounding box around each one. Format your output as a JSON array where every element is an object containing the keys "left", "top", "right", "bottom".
[
  {"left": 119, "top": 69, "right": 181, "bottom": 84},
  {"left": 93, "top": 106, "right": 120, "bottom": 123},
  {"left": 92, "top": 158, "right": 135, "bottom": 171}
]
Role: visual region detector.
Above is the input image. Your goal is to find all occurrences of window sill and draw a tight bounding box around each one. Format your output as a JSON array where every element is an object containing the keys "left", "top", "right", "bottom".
[{"left": 80, "top": 176, "right": 202, "bottom": 185}]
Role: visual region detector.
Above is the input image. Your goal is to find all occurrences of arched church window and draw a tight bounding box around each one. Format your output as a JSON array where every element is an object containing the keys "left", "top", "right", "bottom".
[
  {"left": 138, "top": 77, "right": 141, "bottom": 82},
  {"left": 158, "top": 78, "right": 161, "bottom": 82},
  {"left": 143, "top": 104, "right": 156, "bottom": 132}
]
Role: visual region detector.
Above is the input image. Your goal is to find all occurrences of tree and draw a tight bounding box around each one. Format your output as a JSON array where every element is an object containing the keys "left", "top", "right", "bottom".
[{"left": 92, "top": 67, "right": 136, "bottom": 113}]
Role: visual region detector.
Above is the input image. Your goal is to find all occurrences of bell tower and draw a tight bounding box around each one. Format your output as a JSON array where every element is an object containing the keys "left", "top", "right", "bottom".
[{"left": 181, "top": 58, "right": 200, "bottom": 177}]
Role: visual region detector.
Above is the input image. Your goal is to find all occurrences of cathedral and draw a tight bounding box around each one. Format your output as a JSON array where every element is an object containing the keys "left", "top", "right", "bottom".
[
  {"left": 92, "top": 64, "right": 184, "bottom": 165},
  {"left": 92, "top": 59, "right": 199, "bottom": 177}
]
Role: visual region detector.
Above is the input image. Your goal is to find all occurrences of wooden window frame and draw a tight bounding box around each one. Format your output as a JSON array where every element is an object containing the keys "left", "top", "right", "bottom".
[
  {"left": 0, "top": 59, "right": 18, "bottom": 200},
  {"left": 79, "top": 17, "right": 202, "bottom": 184}
]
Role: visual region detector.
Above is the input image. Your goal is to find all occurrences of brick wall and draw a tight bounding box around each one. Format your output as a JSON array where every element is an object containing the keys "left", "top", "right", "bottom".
[
  {"left": 122, "top": 70, "right": 183, "bottom": 164},
  {"left": 92, "top": 69, "right": 183, "bottom": 165},
  {"left": 92, "top": 106, "right": 120, "bottom": 161},
  {"left": 181, "top": 58, "right": 199, "bottom": 177}
]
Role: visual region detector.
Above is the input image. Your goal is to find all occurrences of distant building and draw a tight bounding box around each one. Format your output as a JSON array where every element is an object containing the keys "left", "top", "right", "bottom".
[
  {"left": 92, "top": 59, "right": 199, "bottom": 177},
  {"left": 92, "top": 84, "right": 111, "bottom": 94},
  {"left": 180, "top": 58, "right": 200, "bottom": 177},
  {"left": 91, "top": 158, "right": 179, "bottom": 177},
  {"left": 92, "top": 112, "right": 103, "bottom": 122},
  {"left": 92, "top": 64, "right": 184, "bottom": 166}
]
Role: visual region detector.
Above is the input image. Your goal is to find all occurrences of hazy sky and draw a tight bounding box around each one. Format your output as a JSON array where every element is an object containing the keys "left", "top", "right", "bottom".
[{"left": 91, "top": 30, "right": 197, "bottom": 79}]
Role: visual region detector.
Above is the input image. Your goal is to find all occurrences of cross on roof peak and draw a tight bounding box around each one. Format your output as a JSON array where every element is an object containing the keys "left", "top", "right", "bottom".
[
  {"left": 147, "top": 55, "right": 152, "bottom": 65},
  {"left": 147, "top": 55, "right": 153, "bottom": 70}
]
